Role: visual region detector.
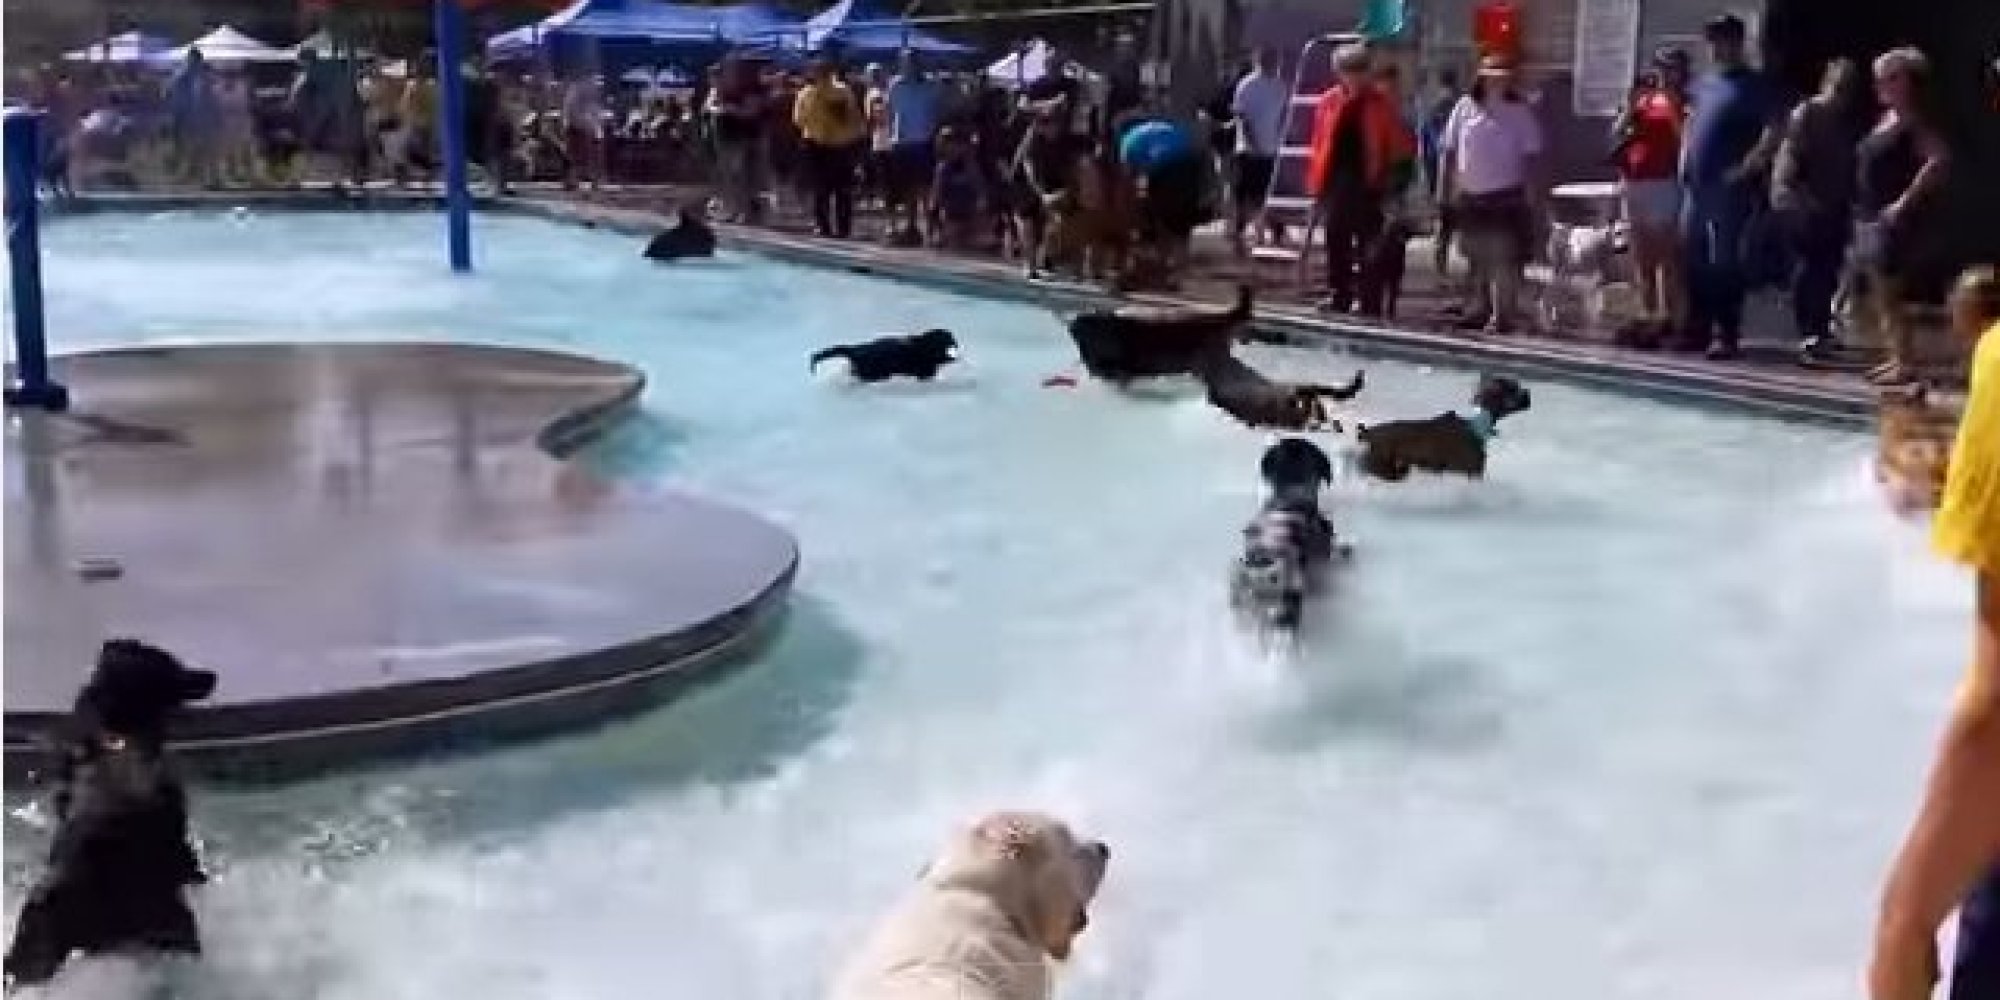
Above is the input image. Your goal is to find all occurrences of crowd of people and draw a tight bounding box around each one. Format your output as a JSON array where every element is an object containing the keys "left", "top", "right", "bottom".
[{"left": 16, "top": 12, "right": 1986, "bottom": 378}]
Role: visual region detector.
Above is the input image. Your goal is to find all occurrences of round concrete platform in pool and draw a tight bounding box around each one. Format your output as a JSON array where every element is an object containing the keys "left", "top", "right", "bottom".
[{"left": 2, "top": 342, "right": 798, "bottom": 782}]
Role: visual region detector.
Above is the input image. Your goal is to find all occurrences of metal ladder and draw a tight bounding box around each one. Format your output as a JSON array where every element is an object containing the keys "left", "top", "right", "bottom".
[{"left": 1253, "top": 32, "right": 1361, "bottom": 264}]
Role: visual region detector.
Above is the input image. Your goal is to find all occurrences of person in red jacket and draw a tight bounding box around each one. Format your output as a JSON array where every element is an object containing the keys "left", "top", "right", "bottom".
[{"left": 1306, "top": 43, "right": 1416, "bottom": 316}]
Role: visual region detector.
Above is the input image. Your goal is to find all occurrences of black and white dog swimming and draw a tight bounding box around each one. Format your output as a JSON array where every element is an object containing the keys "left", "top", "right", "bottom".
[
  {"left": 641, "top": 208, "right": 718, "bottom": 261},
  {"left": 1353, "top": 375, "right": 1532, "bottom": 482},
  {"left": 1231, "top": 438, "right": 1351, "bottom": 631},
  {"left": 5, "top": 640, "right": 217, "bottom": 990},
  {"left": 810, "top": 329, "right": 960, "bottom": 383}
]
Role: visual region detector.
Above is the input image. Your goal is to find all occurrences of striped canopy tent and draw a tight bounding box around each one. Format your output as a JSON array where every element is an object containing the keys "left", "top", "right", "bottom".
[{"left": 62, "top": 30, "right": 178, "bottom": 63}]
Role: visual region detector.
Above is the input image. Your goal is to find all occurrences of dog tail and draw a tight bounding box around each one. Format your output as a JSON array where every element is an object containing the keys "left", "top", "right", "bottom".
[
  {"left": 809, "top": 347, "right": 846, "bottom": 372},
  {"left": 1301, "top": 370, "right": 1366, "bottom": 402}
]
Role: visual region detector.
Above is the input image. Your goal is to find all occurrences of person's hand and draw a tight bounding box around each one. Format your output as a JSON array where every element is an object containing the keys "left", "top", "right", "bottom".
[{"left": 1866, "top": 921, "right": 1940, "bottom": 1000}]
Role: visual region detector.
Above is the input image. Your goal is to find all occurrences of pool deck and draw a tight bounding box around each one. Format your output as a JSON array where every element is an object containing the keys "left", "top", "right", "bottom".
[{"left": 3, "top": 342, "right": 798, "bottom": 784}]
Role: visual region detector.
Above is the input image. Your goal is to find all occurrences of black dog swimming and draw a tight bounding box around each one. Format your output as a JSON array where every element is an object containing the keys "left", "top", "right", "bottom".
[
  {"left": 1354, "top": 375, "right": 1532, "bottom": 482},
  {"left": 1067, "top": 284, "right": 1253, "bottom": 383},
  {"left": 1231, "top": 438, "right": 1349, "bottom": 631},
  {"left": 5, "top": 640, "right": 217, "bottom": 989},
  {"left": 810, "top": 329, "right": 960, "bottom": 383},
  {"left": 641, "top": 208, "right": 717, "bottom": 261}
]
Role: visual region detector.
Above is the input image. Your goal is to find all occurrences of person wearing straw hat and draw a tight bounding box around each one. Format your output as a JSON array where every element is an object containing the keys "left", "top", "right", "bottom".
[{"left": 1436, "top": 53, "right": 1540, "bottom": 332}]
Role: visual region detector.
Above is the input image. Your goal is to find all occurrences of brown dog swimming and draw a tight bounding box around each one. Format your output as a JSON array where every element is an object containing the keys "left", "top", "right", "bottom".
[
  {"left": 1202, "top": 357, "right": 1365, "bottom": 431},
  {"left": 1067, "top": 284, "right": 1253, "bottom": 383},
  {"left": 1354, "top": 375, "right": 1532, "bottom": 481}
]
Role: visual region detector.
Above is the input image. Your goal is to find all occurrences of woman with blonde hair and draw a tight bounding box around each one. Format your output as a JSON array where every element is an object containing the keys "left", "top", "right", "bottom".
[{"left": 1855, "top": 46, "right": 1951, "bottom": 387}]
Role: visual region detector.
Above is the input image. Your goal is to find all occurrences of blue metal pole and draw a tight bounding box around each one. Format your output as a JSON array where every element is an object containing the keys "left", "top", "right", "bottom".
[
  {"left": 3, "top": 108, "right": 69, "bottom": 412},
  {"left": 434, "top": 0, "right": 474, "bottom": 273}
]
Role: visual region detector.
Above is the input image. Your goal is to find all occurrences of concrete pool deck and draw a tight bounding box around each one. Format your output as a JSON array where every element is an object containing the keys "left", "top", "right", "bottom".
[{"left": 3, "top": 342, "right": 798, "bottom": 784}]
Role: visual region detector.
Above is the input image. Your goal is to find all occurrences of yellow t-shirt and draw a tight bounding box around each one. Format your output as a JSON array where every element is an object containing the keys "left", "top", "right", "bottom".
[
  {"left": 794, "top": 82, "right": 863, "bottom": 147},
  {"left": 1935, "top": 319, "right": 2000, "bottom": 707}
]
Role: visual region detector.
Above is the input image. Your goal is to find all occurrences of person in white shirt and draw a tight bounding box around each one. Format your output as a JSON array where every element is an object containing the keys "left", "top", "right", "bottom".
[
  {"left": 1229, "top": 47, "right": 1289, "bottom": 251},
  {"left": 1439, "top": 56, "right": 1543, "bottom": 333}
]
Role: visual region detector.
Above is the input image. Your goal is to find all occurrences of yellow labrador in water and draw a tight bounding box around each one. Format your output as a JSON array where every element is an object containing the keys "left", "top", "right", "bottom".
[{"left": 830, "top": 812, "right": 1110, "bottom": 1000}]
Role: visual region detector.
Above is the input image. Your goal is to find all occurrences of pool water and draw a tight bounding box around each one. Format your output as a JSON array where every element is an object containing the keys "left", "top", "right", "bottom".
[{"left": 4, "top": 211, "right": 1974, "bottom": 1000}]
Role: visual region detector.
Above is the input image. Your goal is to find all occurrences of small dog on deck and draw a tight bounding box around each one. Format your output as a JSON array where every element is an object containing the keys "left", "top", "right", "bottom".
[
  {"left": 5, "top": 640, "right": 217, "bottom": 990},
  {"left": 1045, "top": 147, "right": 1135, "bottom": 284},
  {"left": 811, "top": 329, "right": 961, "bottom": 383},
  {"left": 1201, "top": 357, "right": 1365, "bottom": 431},
  {"left": 1353, "top": 374, "right": 1533, "bottom": 482},
  {"left": 1232, "top": 437, "right": 1351, "bottom": 631},
  {"left": 641, "top": 207, "right": 718, "bottom": 261},
  {"left": 1537, "top": 220, "right": 1628, "bottom": 334}
]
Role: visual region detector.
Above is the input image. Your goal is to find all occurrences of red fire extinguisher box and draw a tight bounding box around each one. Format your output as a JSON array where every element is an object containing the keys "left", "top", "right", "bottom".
[{"left": 1473, "top": 1, "right": 1523, "bottom": 62}]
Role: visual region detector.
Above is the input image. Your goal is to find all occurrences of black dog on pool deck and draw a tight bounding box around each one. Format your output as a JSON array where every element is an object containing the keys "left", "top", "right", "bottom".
[
  {"left": 1067, "top": 284, "right": 1253, "bottom": 383},
  {"left": 641, "top": 208, "right": 718, "bottom": 261},
  {"left": 810, "top": 329, "right": 961, "bottom": 383},
  {"left": 5, "top": 640, "right": 217, "bottom": 990},
  {"left": 1232, "top": 438, "right": 1350, "bottom": 631},
  {"left": 1354, "top": 375, "right": 1533, "bottom": 482}
]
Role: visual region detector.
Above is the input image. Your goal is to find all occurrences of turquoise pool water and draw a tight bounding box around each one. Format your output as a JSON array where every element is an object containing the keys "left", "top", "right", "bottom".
[{"left": 4, "top": 210, "right": 1973, "bottom": 1000}]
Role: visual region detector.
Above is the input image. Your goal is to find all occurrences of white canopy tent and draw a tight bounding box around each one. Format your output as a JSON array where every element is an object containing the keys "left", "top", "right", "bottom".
[
  {"left": 984, "top": 40, "right": 1053, "bottom": 89},
  {"left": 62, "top": 30, "right": 178, "bottom": 64},
  {"left": 164, "top": 25, "right": 295, "bottom": 64}
]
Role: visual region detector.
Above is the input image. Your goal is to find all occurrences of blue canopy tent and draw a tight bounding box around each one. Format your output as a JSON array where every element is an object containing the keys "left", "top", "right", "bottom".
[
  {"left": 489, "top": 0, "right": 807, "bottom": 70},
  {"left": 788, "top": 0, "right": 973, "bottom": 57}
]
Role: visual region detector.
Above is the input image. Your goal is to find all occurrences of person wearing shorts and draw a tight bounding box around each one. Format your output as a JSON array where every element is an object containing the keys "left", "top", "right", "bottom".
[
  {"left": 1611, "top": 48, "right": 1690, "bottom": 345},
  {"left": 1229, "top": 47, "right": 1288, "bottom": 251},
  {"left": 885, "top": 53, "right": 944, "bottom": 241}
]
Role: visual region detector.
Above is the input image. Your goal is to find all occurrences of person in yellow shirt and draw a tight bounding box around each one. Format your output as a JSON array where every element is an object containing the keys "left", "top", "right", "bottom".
[
  {"left": 793, "top": 59, "right": 864, "bottom": 238},
  {"left": 1871, "top": 265, "right": 2000, "bottom": 1000}
]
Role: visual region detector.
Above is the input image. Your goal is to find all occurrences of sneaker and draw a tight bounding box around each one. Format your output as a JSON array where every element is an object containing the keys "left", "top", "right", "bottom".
[{"left": 1704, "top": 341, "right": 1742, "bottom": 361}]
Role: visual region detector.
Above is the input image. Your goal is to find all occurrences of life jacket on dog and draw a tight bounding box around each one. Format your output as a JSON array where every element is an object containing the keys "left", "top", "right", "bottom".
[{"left": 1305, "top": 82, "right": 1416, "bottom": 198}]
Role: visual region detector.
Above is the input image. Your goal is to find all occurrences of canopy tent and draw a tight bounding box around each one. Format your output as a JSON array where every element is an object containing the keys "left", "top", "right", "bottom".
[
  {"left": 984, "top": 39, "right": 1053, "bottom": 88},
  {"left": 163, "top": 25, "right": 294, "bottom": 63},
  {"left": 62, "top": 30, "right": 178, "bottom": 64},
  {"left": 290, "top": 29, "right": 374, "bottom": 60},
  {"left": 487, "top": 0, "right": 803, "bottom": 64},
  {"left": 791, "top": 0, "right": 973, "bottom": 56},
  {"left": 620, "top": 65, "right": 695, "bottom": 86}
]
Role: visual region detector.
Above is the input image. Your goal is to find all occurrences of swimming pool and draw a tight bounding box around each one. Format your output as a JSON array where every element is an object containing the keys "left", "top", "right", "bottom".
[{"left": 4, "top": 210, "right": 1974, "bottom": 1000}]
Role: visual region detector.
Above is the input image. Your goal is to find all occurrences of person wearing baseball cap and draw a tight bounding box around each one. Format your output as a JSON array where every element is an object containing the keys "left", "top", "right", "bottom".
[{"left": 1677, "top": 11, "right": 1785, "bottom": 359}]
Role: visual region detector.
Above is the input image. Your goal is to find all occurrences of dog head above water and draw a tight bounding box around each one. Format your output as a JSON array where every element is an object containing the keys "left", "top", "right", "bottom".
[
  {"left": 74, "top": 639, "right": 216, "bottom": 743},
  {"left": 1473, "top": 375, "right": 1532, "bottom": 422},
  {"left": 920, "top": 811, "right": 1110, "bottom": 960},
  {"left": 1261, "top": 436, "right": 1334, "bottom": 492},
  {"left": 914, "top": 328, "right": 960, "bottom": 363}
]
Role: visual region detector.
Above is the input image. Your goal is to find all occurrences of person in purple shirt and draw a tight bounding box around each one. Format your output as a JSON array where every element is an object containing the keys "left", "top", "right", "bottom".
[{"left": 1677, "top": 14, "right": 1786, "bottom": 360}]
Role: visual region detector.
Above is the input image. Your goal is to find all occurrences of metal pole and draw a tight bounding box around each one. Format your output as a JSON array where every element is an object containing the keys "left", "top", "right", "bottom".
[
  {"left": 434, "top": 0, "right": 474, "bottom": 273},
  {"left": 4, "top": 109, "right": 70, "bottom": 413}
]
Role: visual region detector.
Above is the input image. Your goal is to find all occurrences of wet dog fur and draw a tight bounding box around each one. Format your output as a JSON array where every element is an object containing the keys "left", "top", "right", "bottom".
[
  {"left": 811, "top": 329, "right": 961, "bottom": 383},
  {"left": 5, "top": 640, "right": 217, "bottom": 989},
  {"left": 1354, "top": 375, "right": 1532, "bottom": 481}
]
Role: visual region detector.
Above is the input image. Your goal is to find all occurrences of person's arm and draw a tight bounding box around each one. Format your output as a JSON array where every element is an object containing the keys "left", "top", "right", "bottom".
[
  {"left": 1728, "top": 80, "right": 1786, "bottom": 182},
  {"left": 791, "top": 86, "right": 813, "bottom": 138},
  {"left": 1769, "top": 103, "right": 1811, "bottom": 212},
  {"left": 1017, "top": 133, "right": 1052, "bottom": 200},
  {"left": 1884, "top": 127, "right": 1951, "bottom": 228},
  {"left": 1870, "top": 575, "right": 2000, "bottom": 1000}
]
